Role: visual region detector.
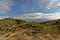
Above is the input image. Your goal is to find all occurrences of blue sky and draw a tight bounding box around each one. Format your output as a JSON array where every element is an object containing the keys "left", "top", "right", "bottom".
[{"left": 0, "top": 0, "right": 60, "bottom": 17}]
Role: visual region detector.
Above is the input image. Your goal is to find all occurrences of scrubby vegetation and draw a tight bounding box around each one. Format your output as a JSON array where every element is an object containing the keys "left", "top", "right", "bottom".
[
  {"left": 0, "top": 18, "right": 60, "bottom": 35},
  {"left": 0, "top": 18, "right": 60, "bottom": 40}
]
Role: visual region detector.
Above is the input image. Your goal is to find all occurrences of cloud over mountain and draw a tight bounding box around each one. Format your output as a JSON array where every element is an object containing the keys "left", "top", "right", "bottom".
[{"left": 17, "top": 12, "right": 60, "bottom": 22}]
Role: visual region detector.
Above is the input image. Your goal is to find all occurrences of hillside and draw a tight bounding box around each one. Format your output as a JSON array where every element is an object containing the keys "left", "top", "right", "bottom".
[{"left": 0, "top": 18, "right": 60, "bottom": 40}]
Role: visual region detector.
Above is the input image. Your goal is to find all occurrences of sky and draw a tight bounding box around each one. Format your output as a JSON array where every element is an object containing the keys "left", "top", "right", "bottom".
[{"left": 0, "top": 0, "right": 60, "bottom": 17}]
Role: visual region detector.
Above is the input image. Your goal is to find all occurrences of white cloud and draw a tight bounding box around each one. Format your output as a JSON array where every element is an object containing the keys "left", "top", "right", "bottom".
[
  {"left": 38, "top": 0, "right": 60, "bottom": 9},
  {"left": 18, "top": 13, "right": 44, "bottom": 19},
  {"left": 17, "top": 12, "right": 60, "bottom": 22},
  {"left": 49, "top": 12, "right": 60, "bottom": 19},
  {"left": 47, "top": 0, "right": 60, "bottom": 9},
  {"left": 0, "top": 16, "right": 8, "bottom": 19},
  {"left": 0, "top": 0, "right": 13, "bottom": 13}
]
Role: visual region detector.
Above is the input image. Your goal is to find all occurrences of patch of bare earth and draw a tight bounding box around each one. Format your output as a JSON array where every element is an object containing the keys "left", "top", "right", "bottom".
[{"left": 4, "top": 31, "right": 60, "bottom": 40}]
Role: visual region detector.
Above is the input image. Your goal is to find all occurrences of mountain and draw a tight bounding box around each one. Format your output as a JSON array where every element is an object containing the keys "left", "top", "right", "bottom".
[{"left": 17, "top": 12, "right": 60, "bottom": 22}]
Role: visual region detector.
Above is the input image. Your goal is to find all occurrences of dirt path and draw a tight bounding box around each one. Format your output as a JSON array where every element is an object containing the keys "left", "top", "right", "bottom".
[
  {"left": 0, "top": 32, "right": 20, "bottom": 40},
  {"left": 0, "top": 31, "right": 60, "bottom": 40}
]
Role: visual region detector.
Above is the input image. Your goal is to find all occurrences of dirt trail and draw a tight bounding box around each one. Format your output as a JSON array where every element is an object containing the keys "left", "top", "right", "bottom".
[
  {"left": 0, "top": 32, "right": 20, "bottom": 40},
  {"left": 0, "top": 31, "right": 60, "bottom": 40}
]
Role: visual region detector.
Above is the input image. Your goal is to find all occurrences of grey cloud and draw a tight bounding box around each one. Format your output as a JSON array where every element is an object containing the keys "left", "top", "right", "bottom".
[{"left": 0, "top": 0, "right": 13, "bottom": 13}]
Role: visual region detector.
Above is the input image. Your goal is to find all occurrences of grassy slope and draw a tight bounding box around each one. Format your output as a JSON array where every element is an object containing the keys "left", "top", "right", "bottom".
[{"left": 0, "top": 18, "right": 60, "bottom": 40}]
